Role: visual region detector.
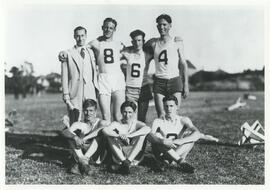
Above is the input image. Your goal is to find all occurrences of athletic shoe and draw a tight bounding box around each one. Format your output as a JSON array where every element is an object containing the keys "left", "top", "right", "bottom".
[
  {"left": 69, "top": 163, "right": 81, "bottom": 175},
  {"left": 177, "top": 162, "right": 195, "bottom": 174},
  {"left": 78, "top": 157, "right": 93, "bottom": 175},
  {"left": 119, "top": 159, "right": 131, "bottom": 175},
  {"left": 152, "top": 158, "right": 167, "bottom": 172},
  {"left": 79, "top": 162, "right": 92, "bottom": 175}
]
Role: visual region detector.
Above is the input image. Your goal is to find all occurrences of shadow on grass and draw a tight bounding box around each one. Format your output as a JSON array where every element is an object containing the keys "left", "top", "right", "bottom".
[{"left": 5, "top": 131, "right": 73, "bottom": 168}]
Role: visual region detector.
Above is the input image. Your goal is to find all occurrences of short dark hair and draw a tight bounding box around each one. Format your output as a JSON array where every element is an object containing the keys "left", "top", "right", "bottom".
[
  {"left": 129, "top": 29, "right": 145, "bottom": 40},
  {"left": 163, "top": 95, "right": 178, "bottom": 105},
  {"left": 156, "top": 14, "right": 172, "bottom": 24},
  {"left": 120, "top": 101, "right": 137, "bottom": 112},
  {"left": 83, "top": 99, "right": 97, "bottom": 110},
  {"left": 103, "top": 17, "right": 117, "bottom": 27},
  {"left": 74, "top": 26, "right": 87, "bottom": 34}
]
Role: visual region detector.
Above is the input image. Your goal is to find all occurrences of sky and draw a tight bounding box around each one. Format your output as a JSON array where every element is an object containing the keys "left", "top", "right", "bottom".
[{"left": 3, "top": 3, "right": 265, "bottom": 76}]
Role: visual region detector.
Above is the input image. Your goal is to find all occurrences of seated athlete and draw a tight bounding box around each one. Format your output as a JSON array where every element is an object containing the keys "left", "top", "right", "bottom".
[
  {"left": 148, "top": 95, "right": 218, "bottom": 173},
  {"left": 62, "top": 99, "right": 109, "bottom": 175},
  {"left": 102, "top": 101, "right": 151, "bottom": 174}
]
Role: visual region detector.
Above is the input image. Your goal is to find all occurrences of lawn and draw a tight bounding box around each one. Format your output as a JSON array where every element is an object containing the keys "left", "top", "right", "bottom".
[{"left": 5, "top": 91, "right": 264, "bottom": 184}]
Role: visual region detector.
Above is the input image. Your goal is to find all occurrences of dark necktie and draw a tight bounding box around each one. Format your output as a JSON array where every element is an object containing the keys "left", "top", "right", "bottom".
[{"left": 80, "top": 47, "right": 85, "bottom": 59}]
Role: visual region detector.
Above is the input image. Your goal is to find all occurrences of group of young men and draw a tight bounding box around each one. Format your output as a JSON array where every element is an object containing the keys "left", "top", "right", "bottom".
[{"left": 59, "top": 14, "right": 218, "bottom": 175}]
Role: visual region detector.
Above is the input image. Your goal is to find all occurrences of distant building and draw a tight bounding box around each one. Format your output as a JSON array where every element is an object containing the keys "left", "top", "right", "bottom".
[{"left": 186, "top": 60, "right": 197, "bottom": 76}]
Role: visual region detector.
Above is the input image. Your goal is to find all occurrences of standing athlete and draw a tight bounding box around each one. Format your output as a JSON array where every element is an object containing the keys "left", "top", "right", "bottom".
[
  {"left": 144, "top": 14, "right": 189, "bottom": 118},
  {"left": 121, "top": 30, "right": 153, "bottom": 122},
  {"left": 88, "top": 18, "right": 126, "bottom": 122}
]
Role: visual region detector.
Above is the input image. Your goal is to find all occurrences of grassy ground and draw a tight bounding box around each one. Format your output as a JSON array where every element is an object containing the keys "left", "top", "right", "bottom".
[{"left": 5, "top": 91, "right": 264, "bottom": 184}]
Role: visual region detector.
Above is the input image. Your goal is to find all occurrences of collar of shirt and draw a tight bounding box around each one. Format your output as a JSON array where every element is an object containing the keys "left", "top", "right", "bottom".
[
  {"left": 165, "top": 115, "right": 177, "bottom": 123},
  {"left": 74, "top": 45, "right": 86, "bottom": 52}
]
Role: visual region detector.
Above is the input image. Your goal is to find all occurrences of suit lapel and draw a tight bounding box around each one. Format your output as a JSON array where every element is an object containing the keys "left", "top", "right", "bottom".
[{"left": 70, "top": 47, "right": 83, "bottom": 73}]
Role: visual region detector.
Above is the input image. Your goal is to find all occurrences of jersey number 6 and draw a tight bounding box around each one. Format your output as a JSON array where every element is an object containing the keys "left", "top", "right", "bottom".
[{"left": 131, "top": 63, "right": 141, "bottom": 77}]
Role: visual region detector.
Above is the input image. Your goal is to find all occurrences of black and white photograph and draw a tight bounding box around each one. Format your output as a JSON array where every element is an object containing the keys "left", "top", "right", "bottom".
[{"left": 1, "top": 0, "right": 268, "bottom": 188}]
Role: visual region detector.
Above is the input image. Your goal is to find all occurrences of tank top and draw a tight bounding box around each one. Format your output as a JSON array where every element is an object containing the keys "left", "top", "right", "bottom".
[
  {"left": 153, "top": 37, "right": 180, "bottom": 79},
  {"left": 153, "top": 115, "right": 184, "bottom": 139},
  {"left": 97, "top": 40, "right": 123, "bottom": 74},
  {"left": 126, "top": 50, "right": 146, "bottom": 88}
]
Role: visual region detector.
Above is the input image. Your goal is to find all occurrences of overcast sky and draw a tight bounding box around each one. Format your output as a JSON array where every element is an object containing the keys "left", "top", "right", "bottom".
[{"left": 3, "top": 4, "right": 265, "bottom": 76}]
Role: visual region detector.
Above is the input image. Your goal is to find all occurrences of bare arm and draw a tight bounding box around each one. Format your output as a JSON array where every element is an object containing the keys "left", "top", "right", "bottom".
[
  {"left": 60, "top": 54, "right": 75, "bottom": 110},
  {"left": 127, "top": 121, "right": 150, "bottom": 138},
  {"left": 62, "top": 122, "right": 85, "bottom": 147},
  {"left": 177, "top": 40, "right": 189, "bottom": 99},
  {"left": 148, "top": 119, "right": 166, "bottom": 144},
  {"left": 83, "top": 120, "right": 110, "bottom": 141},
  {"left": 173, "top": 117, "right": 201, "bottom": 145},
  {"left": 102, "top": 122, "right": 120, "bottom": 137}
]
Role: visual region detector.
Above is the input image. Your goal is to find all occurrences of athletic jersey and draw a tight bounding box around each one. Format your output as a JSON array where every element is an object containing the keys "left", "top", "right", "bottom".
[
  {"left": 69, "top": 118, "right": 101, "bottom": 136},
  {"left": 96, "top": 40, "right": 123, "bottom": 74},
  {"left": 152, "top": 115, "right": 184, "bottom": 140},
  {"left": 110, "top": 119, "right": 138, "bottom": 135},
  {"left": 125, "top": 50, "right": 146, "bottom": 88},
  {"left": 153, "top": 37, "right": 181, "bottom": 79}
]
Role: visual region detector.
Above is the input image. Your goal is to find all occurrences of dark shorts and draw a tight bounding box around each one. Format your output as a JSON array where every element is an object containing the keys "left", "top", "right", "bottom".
[
  {"left": 153, "top": 76, "right": 183, "bottom": 96},
  {"left": 138, "top": 84, "right": 153, "bottom": 102}
]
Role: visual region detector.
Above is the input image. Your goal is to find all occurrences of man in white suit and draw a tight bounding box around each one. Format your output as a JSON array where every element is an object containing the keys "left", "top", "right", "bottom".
[{"left": 60, "top": 26, "right": 98, "bottom": 124}]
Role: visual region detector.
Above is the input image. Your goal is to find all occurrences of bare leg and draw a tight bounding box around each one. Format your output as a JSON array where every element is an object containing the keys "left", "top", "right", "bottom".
[
  {"left": 68, "top": 140, "right": 85, "bottom": 161},
  {"left": 175, "top": 142, "right": 195, "bottom": 162},
  {"left": 84, "top": 139, "right": 99, "bottom": 159},
  {"left": 111, "top": 90, "right": 125, "bottom": 122},
  {"left": 98, "top": 94, "right": 111, "bottom": 122},
  {"left": 127, "top": 136, "right": 146, "bottom": 162},
  {"left": 107, "top": 137, "right": 126, "bottom": 162}
]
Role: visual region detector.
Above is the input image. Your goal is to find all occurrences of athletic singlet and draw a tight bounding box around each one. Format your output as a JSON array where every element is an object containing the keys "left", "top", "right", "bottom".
[
  {"left": 112, "top": 119, "right": 138, "bottom": 135},
  {"left": 152, "top": 115, "right": 184, "bottom": 139},
  {"left": 97, "top": 40, "right": 123, "bottom": 74},
  {"left": 153, "top": 37, "right": 180, "bottom": 79},
  {"left": 70, "top": 118, "right": 100, "bottom": 136},
  {"left": 125, "top": 50, "right": 146, "bottom": 88}
]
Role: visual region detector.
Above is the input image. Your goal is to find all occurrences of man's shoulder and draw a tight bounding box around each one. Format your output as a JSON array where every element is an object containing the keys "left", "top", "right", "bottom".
[
  {"left": 109, "top": 121, "right": 121, "bottom": 128},
  {"left": 98, "top": 119, "right": 110, "bottom": 127},
  {"left": 145, "top": 38, "right": 158, "bottom": 46},
  {"left": 179, "top": 115, "right": 191, "bottom": 124},
  {"left": 89, "top": 39, "right": 99, "bottom": 47},
  {"left": 152, "top": 118, "right": 164, "bottom": 125}
]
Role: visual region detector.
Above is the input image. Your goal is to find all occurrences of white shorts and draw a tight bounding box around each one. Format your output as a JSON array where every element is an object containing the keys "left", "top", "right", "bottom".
[{"left": 98, "top": 73, "right": 126, "bottom": 96}]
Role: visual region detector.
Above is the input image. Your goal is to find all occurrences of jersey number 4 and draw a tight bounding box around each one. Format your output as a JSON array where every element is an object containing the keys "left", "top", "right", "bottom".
[
  {"left": 131, "top": 63, "right": 140, "bottom": 77},
  {"left": 158, "top": 50, "right": 168, "bottom": 65},
  {"left": 104, "top": 49, "right": 114, "bottom": 64}
]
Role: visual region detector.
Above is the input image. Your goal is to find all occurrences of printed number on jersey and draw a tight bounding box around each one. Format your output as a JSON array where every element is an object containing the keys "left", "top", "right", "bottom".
[
  {"left": 104, "top": 48, "right": 114, "bottom": 64},
  {"left": 131, "top": 63, "right": 141, "bottom": 77},
  {"left": 166, "top": 133, "right": 178, "bottom": 140},
  {"left": 158, "top": 50, "right": 168, "bottom": 65}
]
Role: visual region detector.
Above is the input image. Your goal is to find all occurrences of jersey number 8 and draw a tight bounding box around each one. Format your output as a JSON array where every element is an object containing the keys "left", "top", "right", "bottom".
[{"left": 104, "top": 49, "right": 114, "bottom": 64}]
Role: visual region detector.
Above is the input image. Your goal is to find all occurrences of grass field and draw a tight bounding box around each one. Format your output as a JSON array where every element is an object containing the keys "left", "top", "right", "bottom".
[{"left": 5, "top": 91, "right": 264, "bottom": 184}]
